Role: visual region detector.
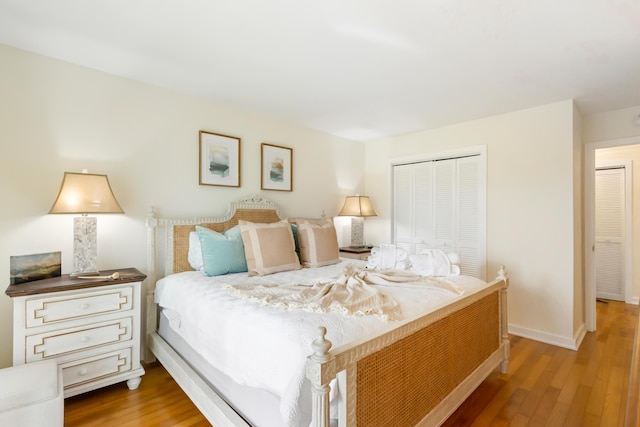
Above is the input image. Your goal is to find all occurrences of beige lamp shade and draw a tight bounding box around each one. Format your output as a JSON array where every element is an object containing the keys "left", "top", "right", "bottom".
[
  {"left": 338, "top": 195, "right": 377, "bottom": 217},
  {"left": 49, "top": 172, "right": 124, "bottom": 214},
  {"left": 338, "top": 195, "right": 376, "bottom": 248},
  {"left": 49, "top": 171, "right": 123, "bottom": 276}
]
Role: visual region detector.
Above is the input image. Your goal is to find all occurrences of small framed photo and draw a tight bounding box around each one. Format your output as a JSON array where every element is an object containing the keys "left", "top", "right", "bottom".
[
  {"left": 10, "top": 251, "right": 61, "bottom": 285},
  {"left": 261, "top": 143, "right": 292, "bottom": 191},
  {"left": 199, "top": 130, "right": 241, "bottom": 187}
]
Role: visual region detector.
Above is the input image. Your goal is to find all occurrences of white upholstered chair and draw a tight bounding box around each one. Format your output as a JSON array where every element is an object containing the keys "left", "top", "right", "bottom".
[{"left": 0, "top": 359, "right": 64, "bottom": 426}]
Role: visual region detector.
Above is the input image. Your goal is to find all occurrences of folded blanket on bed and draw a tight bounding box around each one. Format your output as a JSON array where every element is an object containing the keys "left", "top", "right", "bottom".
[
  {"left": 365, "top": 244, "right": 411, "bottom": 270},
  {"left": 410, "top": 249, "right": 461, "bottom": 277},
  {"left": 227, "top": 264, "right": 463, "bottom": 321}
]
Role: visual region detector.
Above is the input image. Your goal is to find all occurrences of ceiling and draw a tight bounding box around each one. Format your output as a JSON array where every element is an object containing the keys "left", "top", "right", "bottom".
[{"left": 1, "top": 0, "right": 639, "bottom": 142}]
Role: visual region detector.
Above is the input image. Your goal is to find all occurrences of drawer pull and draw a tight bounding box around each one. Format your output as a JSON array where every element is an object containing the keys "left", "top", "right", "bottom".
[
  {"left": 80, "top": 336, "right": 90, "bottom": 343},
  {"left": 80, "top": 303, "right": 89, "bottom": 309},
  {"left": 78, "top": 368, "right": 88, "bottom": 376}
]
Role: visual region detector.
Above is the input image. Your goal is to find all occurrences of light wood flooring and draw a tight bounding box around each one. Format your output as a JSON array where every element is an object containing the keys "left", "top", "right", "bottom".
[{"left": 64, "top": 300, "right": 637, "bottom": 426}]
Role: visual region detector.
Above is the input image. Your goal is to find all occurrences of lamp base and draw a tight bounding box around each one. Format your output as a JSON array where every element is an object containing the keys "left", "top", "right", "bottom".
[
  {"left": 350, "top": 217, "right": 364, "bottom": 248},
  {"left": 73, "top": 216, "right": 98, "bottom": 276}
]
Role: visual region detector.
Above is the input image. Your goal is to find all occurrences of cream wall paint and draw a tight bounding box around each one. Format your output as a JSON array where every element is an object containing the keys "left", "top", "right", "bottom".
[
  {"left": 583, "top": 106, "right": 640, "bottom": 144},
  {"left": 573, "top": 105, "right": 584, "bottom": 342},
  {"left": 364, "top": 100, "right": 582, "bottom": 348},
  {"left": 0, "top": 45, "right": 365, "bottom": 368}
]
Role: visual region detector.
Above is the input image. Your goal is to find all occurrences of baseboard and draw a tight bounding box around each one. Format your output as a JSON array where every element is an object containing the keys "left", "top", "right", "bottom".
[{"left": 508, "top": 322, "right": 585, "bottom": 351}]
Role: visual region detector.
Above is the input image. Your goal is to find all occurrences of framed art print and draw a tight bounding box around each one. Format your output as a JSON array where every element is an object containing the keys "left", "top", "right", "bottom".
[
  {"left": 199, "top": 130, "right": 241, "bottom": 187},
  {"left": 261, "top": 143, "right": 292, "bottom": 191},
  {"left": 10, "top": 251, "right": 61, "bottom": 285}
]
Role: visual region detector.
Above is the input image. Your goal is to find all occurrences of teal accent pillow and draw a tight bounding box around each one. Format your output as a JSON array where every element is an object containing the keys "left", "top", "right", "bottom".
[{"left": 196, "top": 225, "right": 248, "bottom": 276}]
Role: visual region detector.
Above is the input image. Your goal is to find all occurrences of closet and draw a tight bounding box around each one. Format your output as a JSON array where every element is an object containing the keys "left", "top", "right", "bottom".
[
  {"left": 393, "top": 152, "right": 486, "bottom": 279},
  {"left": 594, "top": 164, "right": 627, "bottom": 301}
]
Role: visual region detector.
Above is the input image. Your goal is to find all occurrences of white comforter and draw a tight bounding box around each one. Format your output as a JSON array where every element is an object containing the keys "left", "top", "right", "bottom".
[{"left": 155, "top": 260, "right": 488, "bottom": 426}]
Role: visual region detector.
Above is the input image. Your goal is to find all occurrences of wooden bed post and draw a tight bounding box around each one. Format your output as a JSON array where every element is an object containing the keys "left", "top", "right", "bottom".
[
  {"left": 497, "top": 265, "right": 510, "bottom": 373},
  {"left": 307, "top": 327, "right": 333, "bottom": 427},
  {"left": 144, "top": 207, "right": 158, "bottom": 363}
]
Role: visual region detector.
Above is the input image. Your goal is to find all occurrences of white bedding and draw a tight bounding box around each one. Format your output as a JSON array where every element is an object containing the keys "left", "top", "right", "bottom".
[{"left": 154, "top": 260, "right": 488, "bottom": 426}]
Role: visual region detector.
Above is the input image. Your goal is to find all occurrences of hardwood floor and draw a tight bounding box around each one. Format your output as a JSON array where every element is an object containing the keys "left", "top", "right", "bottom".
[
  {"left": 444, "top": 299, "right": 638, "bottom": 427},
  {"left": 64, "top": 300, "right": 637, "bottom": 426},
  {"left": 64, "top": 361, "right": 208, "bottom": 427}
]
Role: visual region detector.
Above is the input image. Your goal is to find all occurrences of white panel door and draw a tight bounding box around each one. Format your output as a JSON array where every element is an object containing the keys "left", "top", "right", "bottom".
[{"left": 595, "top": 167, "right": 625, "bottom": 301}]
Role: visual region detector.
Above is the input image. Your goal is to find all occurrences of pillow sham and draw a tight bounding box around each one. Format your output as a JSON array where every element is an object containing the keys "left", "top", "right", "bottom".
[
  {"left": 188, "top": 231, "right": 204, "bottom": 271},
  {"left": 196, "top": 225, "right": 248, "bottom": 276},
  {"left": 239, "top": 220, "right": 301, "bottom": 276},
  {"left": 295, "top": 219, "right": 340, "bottom": 267}
]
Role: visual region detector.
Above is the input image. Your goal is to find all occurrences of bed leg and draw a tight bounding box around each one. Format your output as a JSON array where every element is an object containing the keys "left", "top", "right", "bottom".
[
  {"left": 144, "top": 292, "right": 157, "bottom": 363},
  {"left": 307, "top": 327, "right": 333, "bottom": 427},
  {"left": 145, "top": 207, "right": 159, "bottom": 364},
  {"left": 498, "top": 265, "right": 510, "bottom": 374}
]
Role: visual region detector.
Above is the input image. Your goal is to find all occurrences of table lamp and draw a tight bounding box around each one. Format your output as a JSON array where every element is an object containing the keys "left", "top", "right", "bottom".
[
  {"left": 338, "top": 195, "right": 377, "bottom": 248},
  {"left": 49, "top": 171, "right": 124, "bottom": 276}
]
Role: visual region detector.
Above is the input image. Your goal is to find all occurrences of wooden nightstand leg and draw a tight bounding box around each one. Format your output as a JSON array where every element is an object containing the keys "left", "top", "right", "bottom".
[{"left": 127, "top": 376, "right": 142, "bottom": 390}]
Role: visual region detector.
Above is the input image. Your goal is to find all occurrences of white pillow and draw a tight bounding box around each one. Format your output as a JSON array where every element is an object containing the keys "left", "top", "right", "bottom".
[{"left": 188, "top": 231, "right": 204, "bottom": 271}]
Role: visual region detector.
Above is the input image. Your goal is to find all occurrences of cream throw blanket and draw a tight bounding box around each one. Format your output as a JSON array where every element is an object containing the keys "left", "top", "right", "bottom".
[{"left": 227, "top": 264, "right": 463, "bottom": 321}]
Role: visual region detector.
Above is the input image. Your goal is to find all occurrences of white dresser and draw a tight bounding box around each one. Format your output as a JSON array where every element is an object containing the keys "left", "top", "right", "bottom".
[{"left": 6, "top": 268, "right": 146, "bottom": 398}]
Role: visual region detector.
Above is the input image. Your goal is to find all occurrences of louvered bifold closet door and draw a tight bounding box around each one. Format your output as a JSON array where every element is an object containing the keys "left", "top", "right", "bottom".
[
  {"left": 433, "top": 159, "right": 456, "bottom": 252},
  {"left": 413, "top": 162, "right": 434, "bottom": 254},
  {"left": 595, "top": 167, "right": 625, "bottom": 301},
  {"left": 393, "top": 162, "right": 434, "bottom": 254},
  {"left": 393, "top": 164, "right": 413, "bottom": 254},
  {"left": 393, "top": 152, "right": 485, "bottom": 279},
  {"left": 456, "top": 156, "right": 483, "bottom": 278}
]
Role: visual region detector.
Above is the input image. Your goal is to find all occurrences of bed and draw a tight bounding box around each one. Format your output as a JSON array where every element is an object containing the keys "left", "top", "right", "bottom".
[{"left": 145, "top": 195, "right": 509, "bottom": 427}]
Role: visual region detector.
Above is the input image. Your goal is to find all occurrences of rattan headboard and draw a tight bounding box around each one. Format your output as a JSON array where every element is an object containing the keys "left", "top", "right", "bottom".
[
  {"left": 172, "top": 207, "right": 280, "bottom": 273},
  {"left": 146, "top": 196, "right": 282, "bottom": 281}
]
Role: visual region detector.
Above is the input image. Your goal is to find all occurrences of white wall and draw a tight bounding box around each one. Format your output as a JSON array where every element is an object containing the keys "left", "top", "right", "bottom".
[
  {"left": 0, "top": 45, "right": 365, "bottom": 368},
  {"left": 583, "top": 106, "right": 640, "bottom": 144},
  {"left": 572, "top": 104, "right": 584, "bottom": 341},
  {"left": 364, "top": 100, "right": 583, "bottom": 349}
]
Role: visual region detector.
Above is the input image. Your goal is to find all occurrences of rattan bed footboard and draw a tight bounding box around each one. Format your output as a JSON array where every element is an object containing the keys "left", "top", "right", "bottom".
[{"left": 307, "top": 271, "right": 509, "bottom": 427}]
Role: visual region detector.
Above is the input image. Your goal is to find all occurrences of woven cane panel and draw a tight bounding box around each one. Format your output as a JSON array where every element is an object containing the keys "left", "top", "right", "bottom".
[
  {"left": 356, "top": 293, "right": 499, "bottom": 427},
  {"left": 172, "top": 209, "right": 280, "bottom": 273}
]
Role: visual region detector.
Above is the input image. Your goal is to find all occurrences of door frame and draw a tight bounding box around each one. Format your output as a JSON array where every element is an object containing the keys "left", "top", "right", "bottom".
[
  {"left": 585, "top": 136, "right": 639, "bottom": 331},
  {"left": 594, "top": 159, "right": 632, "bottom": 302}
]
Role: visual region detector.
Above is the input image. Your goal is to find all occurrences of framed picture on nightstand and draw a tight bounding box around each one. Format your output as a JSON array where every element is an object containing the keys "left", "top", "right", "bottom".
[{"left": 9, "top": 251, "right": 61, "bottom": 285}]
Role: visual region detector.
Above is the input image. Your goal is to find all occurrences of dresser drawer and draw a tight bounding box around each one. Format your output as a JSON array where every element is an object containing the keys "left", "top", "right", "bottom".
[
  {"left": 24, "top": 286, "right": 134, "bottom": 328},
  {"left": 61, "top": 348, "right": 132, "bottom": 389},
  {"left": 25, "top": 318, "right": 133, "bottom": 362}
]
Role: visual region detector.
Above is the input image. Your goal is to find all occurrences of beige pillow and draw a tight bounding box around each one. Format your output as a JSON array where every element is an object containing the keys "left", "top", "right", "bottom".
[
  {"left": 296, "top": 219, "right": 340, "bottom": 267},
  {"left": 239, "top": 220, "right": 301, "bottom": 276}
]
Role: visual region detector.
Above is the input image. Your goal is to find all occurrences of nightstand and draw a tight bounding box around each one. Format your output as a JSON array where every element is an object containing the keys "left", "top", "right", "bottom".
[
  {"left": 339, "top": 246, "right": 372, "bottom": 261},
  {"left": 5, "top": 268, "right": 146, "bottom": 398}
]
